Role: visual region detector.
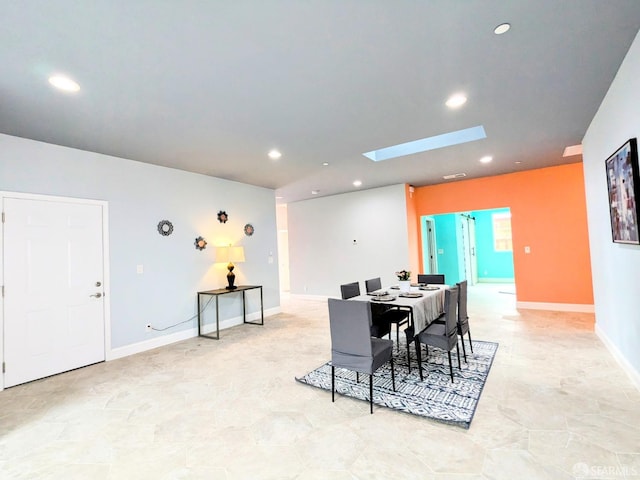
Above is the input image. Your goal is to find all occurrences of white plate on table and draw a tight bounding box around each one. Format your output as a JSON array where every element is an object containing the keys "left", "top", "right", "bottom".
[
  {"left": 399, "top": 292, "right": 423, "bottom": 298},
  {"left": 372, "top": 295, "right": 396, "bottom": 302}
]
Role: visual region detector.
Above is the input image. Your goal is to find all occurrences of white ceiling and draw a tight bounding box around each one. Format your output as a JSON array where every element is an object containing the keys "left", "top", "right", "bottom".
[{"left": 2, "top": 1, "right": 640, "bottom": 204}]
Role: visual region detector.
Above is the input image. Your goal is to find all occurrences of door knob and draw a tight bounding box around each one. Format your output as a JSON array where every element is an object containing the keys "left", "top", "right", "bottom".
[
  {"left": 90, "top": 292, "right": 102, "bottom": 298},
  {"left": 95, "top": 281, "right": 102, "bottom": 287}
]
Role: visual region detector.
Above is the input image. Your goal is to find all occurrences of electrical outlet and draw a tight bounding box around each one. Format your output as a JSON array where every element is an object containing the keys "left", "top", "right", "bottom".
[{"left": 145, "top": 324, "right": 152, "bottom": 332}]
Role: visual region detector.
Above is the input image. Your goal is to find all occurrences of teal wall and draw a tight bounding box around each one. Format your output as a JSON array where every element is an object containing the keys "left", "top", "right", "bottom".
[
  {"left": 432, "top": 213, "right": 462, "bottom": 285},
  {"left": 425, "top": 207, "right": 514, "bottom": 285},
  {"left": 472, "top": 208, "right": 514, "bottom": 281}
]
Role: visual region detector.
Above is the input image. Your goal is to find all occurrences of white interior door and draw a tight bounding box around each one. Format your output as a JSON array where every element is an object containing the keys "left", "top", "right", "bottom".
[
  {"left": 468, "top": 215, "right": 478, "bottom": 285},
  {"left": 422, "top": 217, "right": 438, "bottom": 274},
  {"left": 3, "top": 197, "right": 106, "bottom": 387},
  {"left": 460, "top": 215, "right": 470, "bottom": 280}
]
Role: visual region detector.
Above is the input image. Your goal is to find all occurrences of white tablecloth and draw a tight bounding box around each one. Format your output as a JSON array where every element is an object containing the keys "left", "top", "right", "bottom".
[{"left": 351, "top": 285, "right": 447, "bottom": 333}]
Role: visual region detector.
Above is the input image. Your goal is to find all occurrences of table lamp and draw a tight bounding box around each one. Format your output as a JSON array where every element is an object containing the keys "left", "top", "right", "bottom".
[{"left": 216, "top": 245, "right": 245, "bottom": 290}]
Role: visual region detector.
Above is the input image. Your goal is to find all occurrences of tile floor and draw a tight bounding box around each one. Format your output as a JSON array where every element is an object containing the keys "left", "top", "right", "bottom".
[{"left": 1, "top": 284, "right": 639, "bottom": 479}]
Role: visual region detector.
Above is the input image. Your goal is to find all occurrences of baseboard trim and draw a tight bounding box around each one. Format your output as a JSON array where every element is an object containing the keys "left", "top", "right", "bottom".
[
  {"left": 515, "top": 301, "right": 595, "bottom": 313},
  {"left": 477, "top": 278, "right": 515, "bottom": 284},
  {"left": 595, "top": 324, "right": 640, "bottom": 392},
  {"left": 107, "top": 306, "right": 280, "bottom": 361}
]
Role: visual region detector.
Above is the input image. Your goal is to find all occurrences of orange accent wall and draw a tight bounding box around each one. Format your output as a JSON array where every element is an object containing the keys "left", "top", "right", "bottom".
[{"left": 413, "top": 163, "right": 594, "bottom": 305}]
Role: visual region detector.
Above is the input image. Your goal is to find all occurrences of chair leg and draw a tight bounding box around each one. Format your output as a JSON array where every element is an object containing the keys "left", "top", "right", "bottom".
[
  {"left": 460, "top": 333, "right": 468, "bottom": 363},
  {"left": 369, "top": 374, "right": 373, "bottom": 414},
  {"left": 356, "top": 372, "right": 359, "bottom": 383},
  {"left": 447, "top": 351, "right": 454, "bottom": 383},
  {"left": 415, "top": 338, "right": 423, "bottom": 381},
  {"left": 455, "top": 342, "right": 461, "bottom": 370},
  {"left": 395, "top": 324, "right": 400, "bottom": 351},
  {"left": 390, "top": 357, "right": 396, "bottom": 391},
  {"left": 331, "top": 365, "right": 335, "bottom": 402},
  {"left": 468, "top": 331, "right": 473, "bottom": 353},
  {"left": 405, "top": 327, "right": 414, "bottom": 372}
]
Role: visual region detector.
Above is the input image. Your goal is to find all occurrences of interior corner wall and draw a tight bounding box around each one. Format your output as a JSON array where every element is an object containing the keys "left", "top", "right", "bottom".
[
  {"left": 0, "top": 134, "right": 280, "bottom": 351},
  {"left": 413, "top": 163, "right": 594, "bottom": 306},
  {"left": 287, "top": 184, "right": 410, "bottom": 297},
  {"left": 582, "top": 30, "right": 640, "bottom": 379}
]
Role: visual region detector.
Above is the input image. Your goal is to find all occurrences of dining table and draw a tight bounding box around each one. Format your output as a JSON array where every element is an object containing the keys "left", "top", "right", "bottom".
[{"left": 349, "top": 284, "right": 447, "bottom": 336}]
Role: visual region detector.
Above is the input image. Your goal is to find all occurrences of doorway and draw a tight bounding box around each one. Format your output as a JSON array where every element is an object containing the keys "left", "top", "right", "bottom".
[
  {"left": 1, "top": 192, "right": 110, "bottom": 388},
  {"left": 421, "top": 208, "right": 514, "bottom": 286},
  {"left": 421, "top": 217, "right": 438, "bottom": 274}
]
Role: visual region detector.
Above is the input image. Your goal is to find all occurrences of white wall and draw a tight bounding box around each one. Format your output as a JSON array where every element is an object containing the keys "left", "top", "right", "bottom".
[
  {"left": 287, "top": 184, "right": 410, "bottom": 297},
  {"left": 276, "top": 204, "right": 290, "bottom": 292},
  {"left": 0, "top": 134, "right": 280, "bottom": 352},
  {"left": 583, "top": 30, "right": 640, "bottom": 384}
]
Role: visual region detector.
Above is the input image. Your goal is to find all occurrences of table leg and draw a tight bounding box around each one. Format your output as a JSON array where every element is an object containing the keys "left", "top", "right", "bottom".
[
  {"left": 215, "top": 295, "right": 220, "bottom": 339},
  {"left": 198, "top": 293, "right": 221, "bottom": 340},
  {"left": 260, "top": 286, "right": 264, "bottom": 325},
  {"left": 243, "top": 287, "right": 264, "bottom": 326},
  {"left": 242, "top": 290, "right": 247, "bottom": 323},
  {"left": 197, "top": 293, "right": 202, "bottom": 337}
]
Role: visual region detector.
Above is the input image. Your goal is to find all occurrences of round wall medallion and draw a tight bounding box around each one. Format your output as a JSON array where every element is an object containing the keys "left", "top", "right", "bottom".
[
  {"left": 157, "top": 220, "right": 174, "bottom": 236},
  {"left": 244, "top": 223, "right": 255, "bottom": 236},
  {"left": 194, "top": 236, "right": 207, "bottom": 250},
  {"left": 217, "top": 210, "right": 228, "bottom": 223}
]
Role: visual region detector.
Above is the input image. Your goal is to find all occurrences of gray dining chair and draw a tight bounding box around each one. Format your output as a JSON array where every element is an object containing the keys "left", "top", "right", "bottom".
[
  {"left": 341, "top": 281, "right": 391, "bottom": 339},
  {"left": 430, "top": 280, "right": 473, "bottom": 363},
  {"left": 365, "top": 277, "right": 409, "bottom": 350},
  {"left": 364, "top": 277, "right": 383, "bottom": 294},
  {"left": 328, "top": 298, "right": 396, "bottom": 414},
  {"left": 414, "top": 286, "right": 461, "bottom": 382},
  {"left": 417, "top": 273, "right": 445, "bottom": 285},
  {"left": 340, "top": 281, "right": 361, "bottom": 300}
]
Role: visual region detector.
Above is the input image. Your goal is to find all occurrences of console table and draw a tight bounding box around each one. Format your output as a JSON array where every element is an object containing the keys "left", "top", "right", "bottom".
[{"left": 197, "top": 285, "right": 264, "bottom": 340}]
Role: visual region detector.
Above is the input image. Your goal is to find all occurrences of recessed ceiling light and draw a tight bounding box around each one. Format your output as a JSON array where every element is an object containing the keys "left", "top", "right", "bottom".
[
  {"left": 48, "top": 75, "right": 80, "bottom": 92},
  {"left": 480, "top": 156, "right": 493, "bottom": 164},
  {"left": 515, "top": 161, "right": 522, "bottom": 164},
  {"left": 268, "top": 149, "right": 282, "bottom": 160},
  {"left": 494, "top": 23, "right": 511, "bottom": 35},
  {"left": 311, "top": 190, "right": 320, "bottom": 195},
  {"left": 275, "top": 196, "right": 283, "bottom": 199},
  {"left": 353, "top": 180, "right": 362, "bottom": 187},
  {"left": 322, "top": 162, "right": 329, "bottom": 166},
  {"left": 446, "top": 93, "right": 467, "bottom": 109}
]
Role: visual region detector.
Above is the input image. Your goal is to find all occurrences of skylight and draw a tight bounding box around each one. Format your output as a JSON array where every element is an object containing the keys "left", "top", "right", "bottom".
[{"left": 363, "top": 126, "right": 487, "bottom": 162}]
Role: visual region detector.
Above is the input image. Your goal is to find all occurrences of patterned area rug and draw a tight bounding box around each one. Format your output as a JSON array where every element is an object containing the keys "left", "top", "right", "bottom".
[{"left": 296, "top": 340, "right": 498, "bottom": 428}]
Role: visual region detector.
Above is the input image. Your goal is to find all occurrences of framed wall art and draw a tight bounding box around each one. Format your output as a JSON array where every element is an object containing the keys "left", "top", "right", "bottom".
[{"left": 605, "top": 138, "right": 640, "bottom": 244}]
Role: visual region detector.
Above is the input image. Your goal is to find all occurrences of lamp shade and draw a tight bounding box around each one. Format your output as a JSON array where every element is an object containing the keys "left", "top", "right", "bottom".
[
  {"left": 216, "top": 246, "right": 245, "bottom": 263},
  {"left": 215, "top": 246, "right": 229, "bottom": 263},
  {"left": 229, "top": 246, "right": 245, "bottom": 263}
]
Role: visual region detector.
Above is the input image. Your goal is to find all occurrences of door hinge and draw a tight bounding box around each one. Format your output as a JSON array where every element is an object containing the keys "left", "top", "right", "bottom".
[
  {"left": 2, "top": 362, "right": 5, "bottom": 374},
  {"left": 1, "top": 285, "right": 3, "bottom": 297},
  {"left": 1, "top": 211, "right": 4, "bottom": 223}
]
